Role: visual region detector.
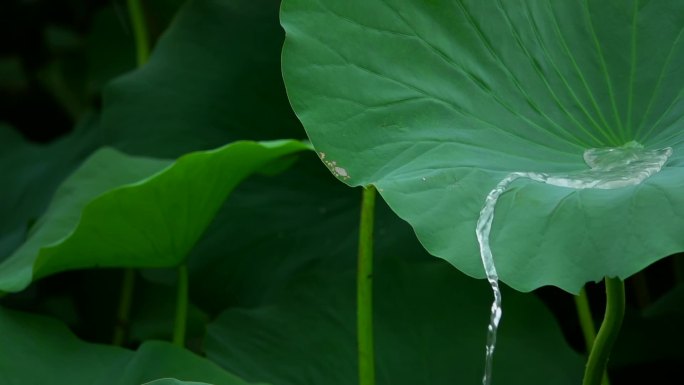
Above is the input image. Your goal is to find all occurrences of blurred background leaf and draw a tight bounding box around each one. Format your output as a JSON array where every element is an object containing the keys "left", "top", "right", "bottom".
[
  {"left": 0, "top": 306, "right": 259, "bottom": 385},
  {"left": 0, "top": 0, "right": 681, "bottom": 383}
]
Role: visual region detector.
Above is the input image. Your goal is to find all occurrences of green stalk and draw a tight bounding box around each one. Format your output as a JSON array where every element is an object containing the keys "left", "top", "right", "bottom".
[
  {"left": 127, "top": 0, "right": 150, "bottom": 66},
  {"left": 357, "top": 185, "right": 376, "bottom": 385},
  {"left": 173, "top": 264, "right": 189, "bottom": 348},
  {"left": 574, "top": 287, "right": 610, "bottom": 385},
  {"left": 582, "top": 277, "right": 625, "bottom": 385},
  {"left": 111, "top": 0, "right": 150, "bottom": 347},
  {"left": 112, "top": 269, "right": 136, "bottom": 346},
  {"left": 574, "top": 287, "right": 597, "bottom": 354}
]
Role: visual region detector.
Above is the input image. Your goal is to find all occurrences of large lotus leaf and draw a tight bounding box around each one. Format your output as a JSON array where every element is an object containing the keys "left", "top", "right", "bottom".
[
  {"left": 85, "top": 0, "right": 185, "bottom": 95},
  {"left": 0, "top": 140, "right": 310, "bottom": 292},
  {"left": 101, "top": 0, "right": 302, "bottom": 158},
  {"left": 144, "top": 380, "right": 211, "bottom": 385},
  {"left": 108, "top": 342, "right": 263, "bottom": 385},
  {"left": 0, "top": 306, "right": 258, "bottom": 385},
  {"left": 281, "top": 0, "right": 684, "bottom": 293},
  {"left": 186, "top": 152, "right": 428, "bottom": 313},
  {"left": 0, "top": 117, "right": 101, "bottom": 260},
  {"left": 0, "top": 306, "right": 130, "bottom": 384},
  {"left": 205, "top": 258, "right": 584, "bottom": 385}
]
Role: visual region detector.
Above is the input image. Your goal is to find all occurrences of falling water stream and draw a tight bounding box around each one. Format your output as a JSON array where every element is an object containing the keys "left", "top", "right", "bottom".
[{"left": 476, "top": 141, "right": 672, "bottom": 385}]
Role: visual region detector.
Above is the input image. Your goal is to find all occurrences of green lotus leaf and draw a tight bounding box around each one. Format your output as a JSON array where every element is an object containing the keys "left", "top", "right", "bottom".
[
  {"left": 0, "top": 306, "right": 258, "bottom": 385},
  {"left": 111, "top": 342, "right": 262, "bottom": 385},
  {"left": 205, "top": 258, "right": 584, "bottom": 385},
  {"left": 86, "top": 0, "right": 185, "bottom": 94},
  {"left": 143, "top": 380, "right": 212, "bottom": 385},
  {"left": 0, "top": 306, "right": 129, "bottom": 384},
  {"left": 186, "top": 153, "right": 583, "bottom": 384},
  {"left": 0, "top": 117, "right": 100, "bottom": 259},
  {"left": 281, "top": 0, "right": 684, "bottom": 293},
  {"left": 101, "top": 0, "right": 302, "bottom": 158},
  {"left": 186, "top": 152, "right": 428, "bottom": 313},
  {"left": 0, "top": 140, "right": 310, "bottom": 293}
]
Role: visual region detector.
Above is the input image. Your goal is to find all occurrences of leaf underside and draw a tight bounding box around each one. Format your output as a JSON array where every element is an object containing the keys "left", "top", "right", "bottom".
[{"left": 0, "top": 140, "right": 310, "bottom": 293}]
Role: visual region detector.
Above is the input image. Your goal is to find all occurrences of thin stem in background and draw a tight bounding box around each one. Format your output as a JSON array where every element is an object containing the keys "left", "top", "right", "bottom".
[
  {"left": 112, "top": 269, "right": 136, "bottom": 346},
  {"left": 173, "top": 264, "right": 189, "bottom": 348},
  {"left": 357, "top": 185, "right": 377, "bottom": 385},
  {"left": 582, "top": 277, "right": 626, "bottom": 385},
  {"left": 112, "top": 0, "right": 150, "bottom": 347},
  {"left": 574, "top": 287, "right": 610, "bottom": 385},
  {"left": 127, "top": 0, "right": 150, "bottom": 66},
  {"left": 574, "top": 287, "right": 597, "bottom": 355}
]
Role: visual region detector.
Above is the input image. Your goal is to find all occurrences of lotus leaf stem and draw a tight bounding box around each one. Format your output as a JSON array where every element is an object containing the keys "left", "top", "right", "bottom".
[
  {"left": 112, "top": 268, "right": 136, "bottom": 346},
  {"left": 173, "top": 264, "right": 189, "bottom": 348},
  {"left": 574, "top": 287, "right": 610, "bottom": 385},
  {"left": 582, "top": 277, "right": 625, "bottom": 385},
  {"left": 112, "top": 0, "right": 150, "bottom": 347},
  {"left": 357, "top": 185, "right": 376, "bottom": 385},
  {"left": 127, "top": 0, "right": 150, "bottom": 66}
]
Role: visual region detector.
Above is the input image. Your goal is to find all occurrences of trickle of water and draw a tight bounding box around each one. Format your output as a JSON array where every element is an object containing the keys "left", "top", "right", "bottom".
[{"left": 476, "top": 141, "right": 672, "bottom": 385}]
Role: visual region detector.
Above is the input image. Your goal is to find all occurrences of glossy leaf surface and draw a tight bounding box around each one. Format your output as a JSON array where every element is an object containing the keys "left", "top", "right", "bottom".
[
  {"left": 281, "top": 0, "right": 684, "bottom": 292},
  {"left": 0, "top": 140, "right": 310, "bottom": 292}
]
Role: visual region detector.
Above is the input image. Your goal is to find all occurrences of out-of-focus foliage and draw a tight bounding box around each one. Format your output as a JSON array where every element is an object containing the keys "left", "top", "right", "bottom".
[{"left": 0, "top": 0, "right": 681, "bottom": 384}]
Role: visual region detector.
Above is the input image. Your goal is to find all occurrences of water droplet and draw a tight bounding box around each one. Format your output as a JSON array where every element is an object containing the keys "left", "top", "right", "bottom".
[
  {"left": 334, "top": 166, "right": 349, "bottom": 177},
  {"left": 476, "top": 142, "right": 672, "bottom": 385}
]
